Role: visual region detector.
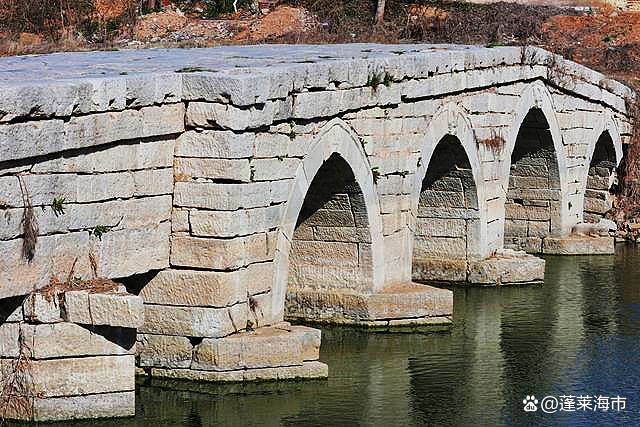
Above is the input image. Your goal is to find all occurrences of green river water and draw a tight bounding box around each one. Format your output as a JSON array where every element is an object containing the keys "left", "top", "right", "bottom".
[{"left": 35, "top": 244, "right": 640, "bottom": 426}]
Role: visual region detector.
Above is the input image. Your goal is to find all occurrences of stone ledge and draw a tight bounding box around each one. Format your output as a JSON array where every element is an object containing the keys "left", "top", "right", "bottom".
[
  {"left": 542, "top": 235, "right": 615, "bottom": 255},
  {"left": 4, "top": 391, "right": 136, "bottom": 422},
  {"left": 285, "top": 283, "right": 452, "bottom": 324},
  {"left": 146, "top": 360, "right": 328, "bottom": 383},
  {"left": 468, "top": 251, "right": 545, "bottom": 285}
]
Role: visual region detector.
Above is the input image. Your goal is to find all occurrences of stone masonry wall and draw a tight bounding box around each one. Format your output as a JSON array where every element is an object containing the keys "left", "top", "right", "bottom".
[
  {"left": 289, "top": 153, "right": 373, "bottom": 292},
  {"left": 504, "top": 108, "right": 562, "bottom": 253},
  {"left": 413, "top": 135, "right": 480, "bottom": 281},
  {"left": 584, "top": 132, "right": 617, "bottom": 222},
  {"left": 0, "top": 74, "right": 184, "bottom": 299},
  {"left": 0, "top": 284, "right": 142, "bottom": 421}
]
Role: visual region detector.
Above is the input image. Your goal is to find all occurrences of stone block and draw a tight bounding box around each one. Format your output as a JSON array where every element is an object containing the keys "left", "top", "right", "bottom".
[
  {"left": 251, "top": 158, "right": 300, "bottom": 181},
  {"left": 504, "top": 236, "right": 543, "bottom": 254},
  {"left": 186, "top": 99, "right": 292, "bottom": 130},
  {"left": 174, "top": 181, "right": 273, "bottom": 210},
  {"left": 290, "top": 240, "right": 359, "bottom": 267},
  {"left": 141, "top": 104, "right": 185, "bottom": 137},
  {"left": 542, "top": 236, "right": 614, "bottom": 255},
  {"left": 88, "top": 293, "right": 144, "bottom": 328},
  {"left": 31, "top": 391, "right": 136, "bottom": 422},
  {"left": 300, "top": 209, "right": 355, "bottom": 227},
  {"left": 413, "top": 236, "right": 467, "bottom": 258},
  {"left": 189, "top": 205, "right": 282, "bottom": 238},
  {"left": 26, "top": 323, "right": 136, "bottom": 359},
  {"left": 418, "top": 190, "right": 465, "bottom": 209},
  {"left": 137, "top": 334, "right": 193, "bottom": 368},
  {"left": 175, "top": 158, "right": 251, "bottom": 182},
  {"left": 412, "top": 258, "right": 468, "bottom": 282},
  {"left": 31, "top": 139, "right": 174, "bottom": 174},
  {"left": 504, "top": 219, "right": 528, "bottom": 238},
  {"left": 313, "top": 226, "right": 371, "bottom": 243},
  {"left": 22, "top": 292, "right": 63, "bottom": 324},
  {"left": 93, "top": 222, "right": 170, "bottom": 279},
  {"left": 0, "top": 322, "right": 20, "bottom": 357},
  {"left": 149, "top": 360, "right": 328, "bottom": 382},
  {"left": 175, "top": 130, "right": 254, "bottom": 158},
  {"left": 62, "top": 289, "right": 90, "bottom": 324},
  {"left": 0, "top": 120, "right": 65, "bottom": 162},
  {"left": 141, "top": 304, "right": 234, "bottom": 338},
  {"left": 285, "top": 283, "right": 452, "bottom": 322},
  {"left": 171, "top": 233, "right": 275, "bottom": 270},
  {"left": 414, "top": 217, "right": 466, "bottom": 238},
  {"left": 126, "top": 72, "right": 182, "bottom": 107},
  {"left": 505, "top": 204, "right": 551, "bottom": 221},
  {"left": 191, "top": 323, "right": 320, "bottom": 371},
  {"left": 139, "top": 263, "right": 273, "bottom": 307},
  {"left": 27, "top": 355, "right": 135, "bottom": 398},
  {"left": 468, "top": 252, "right": 545, "bottom": 284},
  {"left": 528, "top": 220, "right": 551, "bottom": 238}
]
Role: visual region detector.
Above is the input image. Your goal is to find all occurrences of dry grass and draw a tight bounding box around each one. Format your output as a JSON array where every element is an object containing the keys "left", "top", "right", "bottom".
[{"left": 17, "top": 176, "right": 37, "bottom": 263}]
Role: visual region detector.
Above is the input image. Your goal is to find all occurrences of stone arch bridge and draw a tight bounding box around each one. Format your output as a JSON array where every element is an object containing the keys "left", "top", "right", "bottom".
[{"left": 0, "top": 44, "right": 633, "bottom": 398}]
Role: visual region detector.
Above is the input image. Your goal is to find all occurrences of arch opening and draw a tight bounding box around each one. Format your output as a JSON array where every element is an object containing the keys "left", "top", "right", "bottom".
[
  {"left": 584, "top": 131, "right": 617, "bottom": 222},
  {"left": 504, "top": 108, "right": 562, "bottom": 252},
  {"left": 413, "top": 135, "right": 480, "bottom": 280},
  {"left": 287, "top": 153, "right": 373, "bottom": 295}
]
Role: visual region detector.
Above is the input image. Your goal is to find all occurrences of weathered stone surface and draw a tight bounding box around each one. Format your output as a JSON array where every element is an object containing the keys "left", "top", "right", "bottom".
[
  {"left": 0, "top": 322, "right": 20, "bottom": 357},
  {"left": 0, "top": 196, "right": 171, "bottom": 241},
  {"left": 542, "top": 236, "right": 615, "bottom": 255},
  {"left": 137, "top": 334, "right": 193, "bottom": 368},
  {"left": 88, "top": 293, "right": 144, "bottom": 328},
  {"left": 140, "top": 304, "right": 234, "bottom": 338},
  {"left": 31, "top": 139, "right": 174, "bottom": 173},
  {"left": 64, "top": 290, "right": 143, "bottom": 328},
  {"left": 171, "top": 232, "right": 275, "bottom": 270},
  {"left": 192, "top": 323, "right": 320, "bottom": 371},
  {"left": 189, "top": 205, "right": 282, "bottom": 238},
  {"left": 412, "top": 258, "right": 468, "bottom": 282},
  {"left": 140, "top": 263, "right": 273, "bottom": 307},
  {"left": 468, "top": 251, "right": 545, "bottom": 284},
  {"left": 22, "top": 292, "right": 62, "bottom": 323},
  {"left": 174, "top": 181, "right": 288, "bottom": 210},
  {"left": 285, "top": 283, "right": 452, "bottom": 322},
  {"left": 93, "top": 222, "right": 171, "bottom": 279},
  {"left": 64, "top": 290, "right": 91, "bottom": 324},
  {"left": 175, "top": 158, "right": 251, "bottom": 182},
  {"left": 32, "top": 391, "right": 136, "bottom": 422},
  {"left": 26, "top": 322, "right": 136, "bottom": 359},
  {"left": 175, "top": 130, "right": 254, "bottom": 158},
  {"left": 186, "top": 99, "right": 292, "bottom": 130},
  {"left": 27, "top": 355, "right": 135, "bottom": 398},
  {"left": 142, "top": 292, "right": 272, "bottom": 338},
  {"left": 149, "top": 360, "right": 328, "bottom": 382},
  {"left": 0, "top": 120, "right": 65, "bottom": 162}
]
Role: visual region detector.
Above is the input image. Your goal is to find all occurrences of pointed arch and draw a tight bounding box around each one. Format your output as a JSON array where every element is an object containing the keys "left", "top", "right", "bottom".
[
  {"left": 503, "top": 82, "right": 570, "bottom": 240},
  {"left": 580, "top": 113, "right": 623, "bottom": 222},
  {"left": 271, "top": 118, "right": 384, "bottom": 321},
  {"left": 410, "top": 103, "right": 488, "bottom": 263}
]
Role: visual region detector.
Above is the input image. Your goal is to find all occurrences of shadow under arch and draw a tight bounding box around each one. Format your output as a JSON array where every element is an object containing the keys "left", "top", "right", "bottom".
[
  {"left": 410, "top": 104, "right": 487, "bottom": 281},
  {"left": 502, "top": 83, "right": 570, "bottom": 252},
  {"left": 581, "top": 116, "right": 622, "bottom": 222},
  {"left": 271, "top": 119, "right": 385, "bottom": 321}
]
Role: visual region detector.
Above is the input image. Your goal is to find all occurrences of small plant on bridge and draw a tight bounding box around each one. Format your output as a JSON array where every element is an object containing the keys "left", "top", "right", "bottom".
[
  {"left": 92, "top": 225, "right": 111, "bottom": 240},
  {"left": 367, "top": 73, "right": 382, "bottom": 91},
  {"left": 51, "top": 196, "right": 65, "bottom": 217},
  {"left": 175, "top": 67, "right": 217, "bottom": 73},
  {"left": 371, "top": 166, "right": 380, "bottom": 184}
]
